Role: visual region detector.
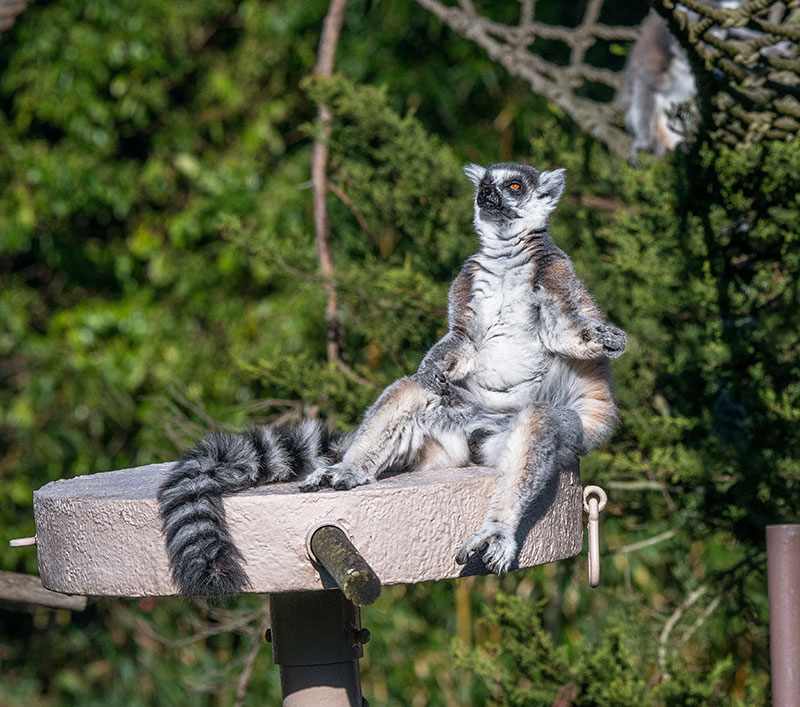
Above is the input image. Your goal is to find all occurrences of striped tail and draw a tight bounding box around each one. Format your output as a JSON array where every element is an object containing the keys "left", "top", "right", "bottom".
[{"left": 157, "top": 420, "right": 351, "bottom": 596}]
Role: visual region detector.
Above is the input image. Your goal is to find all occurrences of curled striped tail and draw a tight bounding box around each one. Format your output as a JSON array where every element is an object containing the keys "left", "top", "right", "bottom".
[{"left": 157, "top": 420, "right": 350, "bottom": 596}]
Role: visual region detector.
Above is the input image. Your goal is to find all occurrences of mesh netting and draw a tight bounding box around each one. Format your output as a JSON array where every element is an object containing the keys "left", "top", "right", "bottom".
[{"left": 416, "top": 0, "right": 800, "bottom": 156}]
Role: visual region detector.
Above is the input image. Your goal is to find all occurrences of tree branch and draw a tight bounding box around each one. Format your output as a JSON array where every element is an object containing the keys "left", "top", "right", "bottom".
[
  {"left": 613, "top": 529, "right": 678, "bottom": 555},
  {"left": 658, "top": 585, "right": 707, "bottom": 681},
  {"left": 0, "top": 571, "right": 87, "bottom": 611},
  {"left": 233, "top": 611, "right": 272, "bottom": 707},
  {"left": 312, "top": 0, "right": 348, "bottom": 364},
  {"left": 0, "top": 0, "right": 31, "bottom": 35},
  {"left": 328, "top": 180, "right": 373, "bottom": 237}
]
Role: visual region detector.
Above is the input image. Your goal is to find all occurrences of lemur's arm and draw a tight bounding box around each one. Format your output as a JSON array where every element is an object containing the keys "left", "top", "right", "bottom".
[
  {"left": 415, "top": 331, "right": 476, "bottom": 393},
  {"left": 415, "top": 261, "right": 478, "bottom": 393},
  {"left": 534, "top": 257, "right": 626, "bottom": 360}
]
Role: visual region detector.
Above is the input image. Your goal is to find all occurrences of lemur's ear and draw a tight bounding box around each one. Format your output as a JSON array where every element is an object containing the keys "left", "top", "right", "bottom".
[
  {"left": 535, "top": 168, "right": 566, "bottom": 208},
  {"left": 463, "top": 163, "right": 486, "bottom": 187}
]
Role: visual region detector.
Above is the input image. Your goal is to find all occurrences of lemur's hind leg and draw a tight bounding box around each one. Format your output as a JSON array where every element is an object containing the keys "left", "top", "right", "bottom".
[
  {"left": 456, "top": 405, "right": 583, "bottom": 573},
  {"left": 300, "top": 377, "right": 464, "bottom": 491}
]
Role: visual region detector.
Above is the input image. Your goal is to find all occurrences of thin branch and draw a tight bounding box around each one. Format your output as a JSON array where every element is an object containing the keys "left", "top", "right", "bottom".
[
  {"left": 613, "top": 529, "right": 678, "bottom": 555},
  {"left": 136, "top": 607, "right": 268, "bottom": 649},
  {"left": 336, "top": 360, "right": 377, "bottom": 388},
  {"left": 0, "top": 571, "right": 88, "bottom": 611},
  {"left": 312, "top": 0, "right": 348, "bottom": 364},
  {"left": 552, "top": 681, "right": 578, "bottom": 707},
  {"left": 677, "top": 593, "right": 722, "bottom": 649},
  {"left": 329, "top": 180, "right": 373, "bottom": 236},
  {"left": 656, "top": 552, "right": 756, "bottom": 681},
  {"left": 603, "top": 480, "right": 674, "bottom": 491},
  {"left": 233, "top": 612, "right": 272, "bottom": 707},
  {"left": 658, "top": 585, "right": 707, "bottom": 681},
  {"left": 167, "top": 384, "right": 223, "bottom": 430}
]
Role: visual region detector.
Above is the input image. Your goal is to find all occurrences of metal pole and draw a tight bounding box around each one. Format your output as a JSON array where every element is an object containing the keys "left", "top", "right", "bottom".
[
  {"left": 269, "top": 523, "right": 380, "bottom": 706},
  {"left": 767, "top": 524, "right": 800, "bottom": 707},
  {"left": 269, "top": 589, "right": 367, "bottom": 707}
]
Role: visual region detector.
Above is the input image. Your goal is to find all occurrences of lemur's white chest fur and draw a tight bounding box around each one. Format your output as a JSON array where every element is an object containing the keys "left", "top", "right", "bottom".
[{"left": 464, "top": 252, "right": 553, "bottom": 411}]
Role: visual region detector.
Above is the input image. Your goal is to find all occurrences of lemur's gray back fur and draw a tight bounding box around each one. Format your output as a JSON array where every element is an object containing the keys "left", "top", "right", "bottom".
[{"left": 158, "top": 162, "right": 626, "bottom": 595}]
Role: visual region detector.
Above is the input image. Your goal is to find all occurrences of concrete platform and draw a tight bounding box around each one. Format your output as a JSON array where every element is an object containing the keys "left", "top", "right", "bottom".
[{"left": 33, "top": 461, "right": 584, "bottom": 597}]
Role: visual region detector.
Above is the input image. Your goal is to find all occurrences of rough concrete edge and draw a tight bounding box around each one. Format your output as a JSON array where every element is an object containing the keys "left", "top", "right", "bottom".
[{"left": 32, "top": 462, "right": 586, "bottom": 597}]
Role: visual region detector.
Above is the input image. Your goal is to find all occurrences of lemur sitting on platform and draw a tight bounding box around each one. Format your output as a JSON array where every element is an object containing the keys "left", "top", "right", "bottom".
[{"left": 158, "top": 163, "right": 626, "bottom": 596}]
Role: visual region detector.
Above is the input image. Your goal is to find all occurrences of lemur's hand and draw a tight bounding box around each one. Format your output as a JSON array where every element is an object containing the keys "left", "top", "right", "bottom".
[
  {"left": 414, "top": 359, "right": 450, "bottom": 396},
  {"left": 443, "top": 346, "right": 476, "bottom": 381},
  {"left": 416, "top": 333, "right": 476, "bottom": 393},
  {"left": 586, "top": 323, "right": 626, "bottom": 359}
]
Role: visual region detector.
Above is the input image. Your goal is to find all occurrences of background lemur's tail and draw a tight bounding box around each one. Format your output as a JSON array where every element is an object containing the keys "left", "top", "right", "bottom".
[{"left": 157, "top": 419, "right": 351, "bottom": 597}]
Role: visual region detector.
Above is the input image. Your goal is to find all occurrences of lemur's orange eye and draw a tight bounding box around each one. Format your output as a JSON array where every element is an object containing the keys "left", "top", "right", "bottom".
[{"left": 509, "top": 183, "right": 521, "bottom": 190}]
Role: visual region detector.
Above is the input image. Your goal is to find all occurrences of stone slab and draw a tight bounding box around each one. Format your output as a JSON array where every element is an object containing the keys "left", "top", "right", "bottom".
[{"left": 33, "top": 462, "right": 584, "bottom": 597}]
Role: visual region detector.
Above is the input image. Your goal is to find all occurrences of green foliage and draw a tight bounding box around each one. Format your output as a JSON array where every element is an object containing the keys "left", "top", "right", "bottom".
[
  {"left": 585, "top": 138, "right": 800, "bottom": 547},
  {"left": 1, "top": 0, "right": 797, "bottom": 704},
  {"left": 225, "top": 76, "right": 476, "bottom": 420},
  {"left": 456, "top": 594, "right": 737, "bottom": 706},
  {"left": 305, "top": 75, "right": 474, "bottom": 272}
]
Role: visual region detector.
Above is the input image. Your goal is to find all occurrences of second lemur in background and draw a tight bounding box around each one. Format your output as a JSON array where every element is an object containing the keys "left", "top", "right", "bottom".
[
  {"left": 619, "top": 4, "right": 797, "bottom": 164},
  {"left": 158, "top": 162, "right": 626, "bottom": 596},
  {"left": 618, "top": 11, "right": 696, "bottom": 165}
]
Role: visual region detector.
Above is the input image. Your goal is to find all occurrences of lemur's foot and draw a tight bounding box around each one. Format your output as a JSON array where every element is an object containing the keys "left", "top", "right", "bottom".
[
  {"left": 299, "top": 462, "right": 375, "bottom": 492},
  {"left": 592, "top": 324, "right": 626, "bottom": 359},
  {"left": 456, "top": 521, "right": 517, "bottom": 574}
]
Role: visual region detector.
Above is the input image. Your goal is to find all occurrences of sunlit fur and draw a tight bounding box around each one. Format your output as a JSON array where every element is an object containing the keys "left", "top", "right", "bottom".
[
  {"left": 160, "top": 162, "right": 626, "bottom": 593},
  {"left": 302, "top": 162, "right": 626, "bottom": 574},
  {"left": 618, "top": 12, "right": 696, "bottom": 164},
  {"left": 157, "top": 420, "right": 352, "bottom": 595}
]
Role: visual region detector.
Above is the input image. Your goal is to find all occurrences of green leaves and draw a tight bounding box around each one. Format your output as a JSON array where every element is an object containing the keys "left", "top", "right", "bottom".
[
  {"left": 304, "top": 75, "right": 475, "bottom": 275},
  {"left": 458, "top": 594, "right": 736, "bottom": 707},
  {"left": 0, "top": 0, "right": 797, "bottom": 703}
]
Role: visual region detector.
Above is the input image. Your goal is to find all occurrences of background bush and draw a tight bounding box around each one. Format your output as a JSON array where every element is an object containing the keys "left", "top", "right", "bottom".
[{"left": 1, "top": 0, "right": 797, "bottom": 704}]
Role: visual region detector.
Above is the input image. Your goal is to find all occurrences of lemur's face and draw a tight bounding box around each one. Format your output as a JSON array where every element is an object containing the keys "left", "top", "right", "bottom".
[
  {"left": 463, "top": 162, "right": 566, "bottom": 235},
  {"left": 472, "top": 164, "right": 541, "bottom": 223}
]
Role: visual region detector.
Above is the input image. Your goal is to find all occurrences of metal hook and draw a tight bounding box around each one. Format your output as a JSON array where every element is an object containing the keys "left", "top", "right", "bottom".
[{"left": 583, "top": 486, "right": 607, "bottom": 588}]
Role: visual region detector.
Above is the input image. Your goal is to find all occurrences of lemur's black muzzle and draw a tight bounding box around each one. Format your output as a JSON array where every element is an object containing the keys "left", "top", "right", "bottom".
[{"left": 477, "top": 185, "right": 501, "bottom": 209}]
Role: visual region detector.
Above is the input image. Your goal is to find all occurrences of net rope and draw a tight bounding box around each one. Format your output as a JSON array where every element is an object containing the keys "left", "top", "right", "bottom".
[{"left": 415, "top": 0, "right": 800, "bottom": 156}]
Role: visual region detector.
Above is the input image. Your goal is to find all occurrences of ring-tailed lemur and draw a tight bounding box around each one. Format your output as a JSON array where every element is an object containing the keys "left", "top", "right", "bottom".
[
  {"left": 618, "top": 11, "right": 696, "bottom": 165},
  {"left": 158, "top": 162, "right": 626, "bottom": 596},
  {"left": 619, "top": 4, "right": 797, "bottom": 164}
]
